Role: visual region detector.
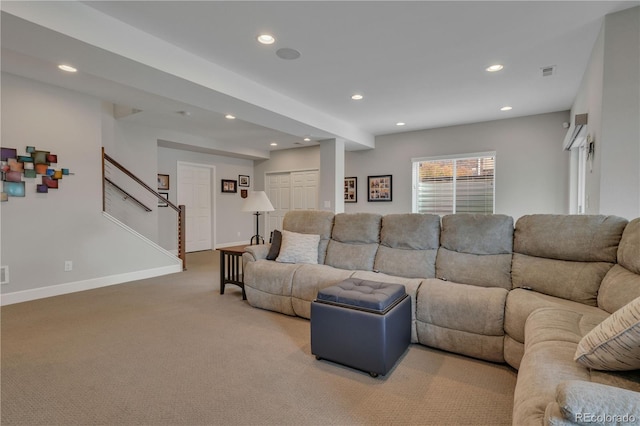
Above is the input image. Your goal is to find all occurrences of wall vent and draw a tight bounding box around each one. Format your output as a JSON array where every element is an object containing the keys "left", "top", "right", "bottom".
[
  {"left": 1, "top": 266, "right": 8, "bottom": 285},
  {"left": 541, "top": 65, "right": 556, "bottom": 77}
]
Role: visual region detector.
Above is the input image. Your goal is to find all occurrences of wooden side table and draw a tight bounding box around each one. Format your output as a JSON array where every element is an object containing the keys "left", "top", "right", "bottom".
[{"left": 219, "top": 245, "right": 248, "bottom": 300}]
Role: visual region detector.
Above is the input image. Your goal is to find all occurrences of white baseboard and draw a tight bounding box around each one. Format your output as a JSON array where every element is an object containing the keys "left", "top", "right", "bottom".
[{"left": 0, "top": 264, "right": 182, "bottom": 306}]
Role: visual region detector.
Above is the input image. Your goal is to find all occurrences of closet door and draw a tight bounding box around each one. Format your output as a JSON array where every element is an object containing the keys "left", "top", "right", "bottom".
[{"left": 265, "top": 173, "right": 290, "bottom": 239}]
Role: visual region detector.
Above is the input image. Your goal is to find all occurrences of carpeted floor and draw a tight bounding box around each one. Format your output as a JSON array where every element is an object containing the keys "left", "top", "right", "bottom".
[{"left": 1, "top": 250, "right": 517, "bottom": 425}]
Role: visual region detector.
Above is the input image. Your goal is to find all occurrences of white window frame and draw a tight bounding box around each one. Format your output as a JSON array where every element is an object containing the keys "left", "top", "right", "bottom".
[{"left": 411, "top": 151, "right": 496, "bottom": 215}]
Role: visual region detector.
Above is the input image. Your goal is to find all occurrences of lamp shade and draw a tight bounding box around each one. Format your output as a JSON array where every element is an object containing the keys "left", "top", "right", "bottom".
[{"left": 241, "top": 191, "right": 275, "bottom": 212}]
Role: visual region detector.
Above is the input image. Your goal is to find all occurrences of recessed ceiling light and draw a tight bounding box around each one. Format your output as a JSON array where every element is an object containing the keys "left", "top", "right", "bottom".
[
  {"left": 351, "top": 94, "right": 364, "bottom": 100},
  {"left": 396, "top": 122, "right": 406, "bottom": 126},
  {"left": 486, "top": 64, "right": 504, "bottom": 72},
  {"left": 225, "top": 114, "right": 236, "bottom": 120},
  {"left": 58, "top": 64, "right": 77, "bottom": 73},
  {"left": 257, "top": 34, "right": 275, "bottom": 45},
  {"left": 270, "top": 142, "right": 278, "bottom": 146},
  {"left": 500, "top": 106, "right": 513, "bottom": 111},
  {"left": 303, "top": 137, "right": 311, "bottom": 142}
]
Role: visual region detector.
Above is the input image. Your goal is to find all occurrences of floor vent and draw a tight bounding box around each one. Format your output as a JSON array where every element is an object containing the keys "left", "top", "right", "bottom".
[{"left": 1, "top": 266, "right": 8, "bottom": 285}]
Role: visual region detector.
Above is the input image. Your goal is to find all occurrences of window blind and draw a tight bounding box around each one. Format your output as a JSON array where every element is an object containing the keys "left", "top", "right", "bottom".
[{"left": 413, "top": 154, "right": 495, "bottom": 215}]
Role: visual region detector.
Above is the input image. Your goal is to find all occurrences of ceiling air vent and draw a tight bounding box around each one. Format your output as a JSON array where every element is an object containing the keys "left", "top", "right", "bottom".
[{"left": 541, "top": 65, "right": 556, "bottom": 77}]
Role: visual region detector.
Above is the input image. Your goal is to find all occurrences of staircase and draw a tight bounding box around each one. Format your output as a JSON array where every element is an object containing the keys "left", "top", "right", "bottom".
[{"left": 101, "top": 148, "right": 186, "bottom": 270}]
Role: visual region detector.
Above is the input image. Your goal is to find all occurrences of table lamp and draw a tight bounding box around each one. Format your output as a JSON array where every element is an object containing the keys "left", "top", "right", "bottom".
[{"left": 241, "top": 191, "right": 275, "bottom": 245}]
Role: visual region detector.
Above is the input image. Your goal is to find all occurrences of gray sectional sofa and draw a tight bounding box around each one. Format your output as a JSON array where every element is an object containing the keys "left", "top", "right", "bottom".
[{"left": 242, "top": 211, "right": 640, "bottom": 425}]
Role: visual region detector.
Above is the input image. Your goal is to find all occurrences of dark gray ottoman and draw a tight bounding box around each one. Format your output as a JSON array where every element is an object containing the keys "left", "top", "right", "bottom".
[{"left": 310, "top": 278, "right": 411, "bottom": 377}]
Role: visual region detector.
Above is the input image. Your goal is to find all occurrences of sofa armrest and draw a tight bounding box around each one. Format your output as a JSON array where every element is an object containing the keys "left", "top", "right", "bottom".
[
  {"left": 243, "top": 244, "right": 271, "bottom": 262},
  {"left": 553, "top": 380, "right": 640, "bottom": 425}
]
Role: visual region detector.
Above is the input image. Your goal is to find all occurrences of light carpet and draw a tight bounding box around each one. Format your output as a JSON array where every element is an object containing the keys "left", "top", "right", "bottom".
[{"left": 1, "top": 250, "right": 517, "bottom": 425}]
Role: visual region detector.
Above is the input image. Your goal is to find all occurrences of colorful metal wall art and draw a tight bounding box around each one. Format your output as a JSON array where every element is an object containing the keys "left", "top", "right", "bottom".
[{"left": 1, "top": 146, "right": 72, "bottom": 201}]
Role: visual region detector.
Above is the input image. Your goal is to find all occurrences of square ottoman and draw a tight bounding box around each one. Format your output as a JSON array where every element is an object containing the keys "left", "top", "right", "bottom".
[{"left": 310, "top": 278, "right": 411, "bottom": 377}]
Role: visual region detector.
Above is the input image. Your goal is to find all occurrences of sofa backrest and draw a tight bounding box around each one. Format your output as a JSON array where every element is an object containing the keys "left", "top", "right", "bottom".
[
  {"left": 373, "top": 213, "right": 440, "bottom": 279},
  {"left": 282, "top": 210, "right": 335, "bottom": 264},
  {"left": 598, "top": 218, "right": 640, "bottom": 313},
  {"left": 436, "top": 214, "right": 514, "bottom": 289},
  {"left": 512, "top": 214, "right": 628, "bottom": 306},
  {"left": 324, "top": 213, "right": 381, "bottom": 271}
]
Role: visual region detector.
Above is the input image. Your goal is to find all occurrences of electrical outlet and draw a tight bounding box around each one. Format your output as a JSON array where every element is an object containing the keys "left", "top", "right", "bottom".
[
  {"left": 1, "top": 266, "right": 8, "bottom": 285},
  {"left": 237, "top": 231, "right": 241, "bottom": 237},
  {"left": 64, "top": 261, "right": 73, "bottom": 272}
]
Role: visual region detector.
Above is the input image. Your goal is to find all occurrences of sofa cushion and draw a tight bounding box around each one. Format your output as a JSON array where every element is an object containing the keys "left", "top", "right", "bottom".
[
  {"left": 598, "top": 265, "right": 640, "bottom": 314},
  {"left": 575, "top": 296, "right": 640, "bottom": 371},
  {"left": 266, "top": 229, "right": 282, "bottom": 260},
  {"left": 504, "top": 288, "right": 605, "bottom": 345},
  {"left": 379, "top": 213, "right": 440, "bottom": 250},
  {"left": 372, "top": 213, "right": 439, "bottom": 279},
  {"left": 331, "top": 213, "right": 381, "bottom": 244},
  {"left": 552, "top": 381, "right": 640, "bottom": 425},
  {"left": 440, "top": 214, "right": 514, "bottom": 254},
  {"left": 243, "top": 260, "right": 301, "bottom": 316},
  {"left": 524, "top": 308, "right": 607, "bottom": 351},
  {"left": 513, "top": 214, "right": 627, "bottom": 263},
  {"left": 436, "top": 248, "right": 512, "bottom": 290},
  {"left": 436, "top": 214, "right": 513, "bottom": 289},
  {"left": 283, "top": 210, "right": 334, "bottom": 264},
  {"left": 512, "top": 254, "right": 612, "bottom": 306},
  {"left": 276, "top": 230, "right": 320, "bottom": 264},
  {"left": 598, "top": 218, "right": 640, "bottom": 314},
  {"left": 618, "top": 218, "right": 640, "bottom": 274},
  {"left": 325, "top": 240, "right": 378, "bottom": 271},
  {"left": 374, "top": 245, "right": 436, "bottom": 279}
]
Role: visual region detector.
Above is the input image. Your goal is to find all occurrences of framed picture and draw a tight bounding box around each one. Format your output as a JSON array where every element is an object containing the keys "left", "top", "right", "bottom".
[
  {"left": 221, "top": 179, "right": 237, "bottom": 193},
  {"left": 157, "top": 174, "right": 170, "bottom": 190},
  {"left": 367, "top": 175, "right": 392, "bottom": 202},
  {"left": 239, "top": 175, "right": 250, "bottom": 187},
  {"left": 158, "top": 192, "right": 169, "bottom": 207},
  {"left": 241, "top": 189, "right": 248, "bottom": 198},
  {"left": 344, "top": 177, "right": 357, "bottom": 203}
]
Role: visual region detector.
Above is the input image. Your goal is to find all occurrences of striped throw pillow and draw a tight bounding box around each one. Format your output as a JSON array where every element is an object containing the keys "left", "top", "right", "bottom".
[
  {"left": 276, "top": 230, "right": 320, "bottom": 264},
  {"left": 574, "top": 296, "right": 640, "bottom": 371}
]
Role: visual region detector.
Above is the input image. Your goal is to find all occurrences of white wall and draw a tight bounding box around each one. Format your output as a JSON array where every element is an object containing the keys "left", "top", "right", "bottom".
[
  {"left": 157, "top": 147, "right": 254, "bottom": 249},
  {"left": 0, "top": 73, "right": 179, "bottom": 300},
  {"left": 345, "top": 112, "right": 570, "bottom": 220},
  {"left": 571, "top": 6, "right": 640, "bottom": 220},
  {"left": 600, "top": 7, "right": 640, "bottom": 219}
]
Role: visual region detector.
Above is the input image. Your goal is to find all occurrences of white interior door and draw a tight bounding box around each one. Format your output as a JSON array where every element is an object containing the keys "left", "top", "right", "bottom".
[
  {"left": 292, "top": 170, "right": 319, "bottom": 210},
  {"left": 265, "top": 173, "right": 290, "bottom": 239},
  {"left": 177, "top": 162, "right": 213, "bottom": 252},
  {"left": 265, "top": 170, "right": 319, "bottom": 239}
]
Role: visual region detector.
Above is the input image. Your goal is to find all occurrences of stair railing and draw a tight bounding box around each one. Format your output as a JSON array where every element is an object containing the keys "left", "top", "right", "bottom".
[{"left": 101, "top": 148, "right": 186, "bottom": 270}]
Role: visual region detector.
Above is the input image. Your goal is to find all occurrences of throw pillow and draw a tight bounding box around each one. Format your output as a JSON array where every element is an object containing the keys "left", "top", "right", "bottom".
[
  {"left": 266, "top": 230, "right": 282, "bottom": 260},
  {"left": 574, "top": 296, "right": 640, "bottom": 371},
  {"left": 276, "top": 230, "right": 320, "bottom": 264}
]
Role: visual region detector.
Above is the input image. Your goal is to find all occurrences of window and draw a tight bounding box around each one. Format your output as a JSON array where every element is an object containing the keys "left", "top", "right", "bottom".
[{"left": 412, "top": 152, "right": 496, "bottom": 215}]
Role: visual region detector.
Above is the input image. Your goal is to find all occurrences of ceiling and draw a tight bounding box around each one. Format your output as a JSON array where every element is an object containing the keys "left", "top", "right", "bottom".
[{"left": 2, "top": 1, "right": 638, "bottom": 159}]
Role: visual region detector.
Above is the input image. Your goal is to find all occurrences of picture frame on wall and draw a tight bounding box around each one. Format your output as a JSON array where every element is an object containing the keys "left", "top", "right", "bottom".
[
  {"left": 238, "top": 175, "right": 250, "bottom": 187},
  {"left": 367, "top": 175, "right": 392, "bottom": 202},
  {"left": 158, "top": 192, "right": 169, "bottom": 207},
  {"left": 221, "top": 179, "right": 237, "bottom": 193},
  {"left": 157, "top": 174, "right": 170, "bottom": 190},
  {"left": 344, "top": 177, "right": 357, "bottom": 203}
]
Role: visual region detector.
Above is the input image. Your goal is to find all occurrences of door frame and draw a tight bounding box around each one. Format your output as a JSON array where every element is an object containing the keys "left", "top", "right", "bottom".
[{"left": 177, "top": 161, "right": 216, "bottom": 251}]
